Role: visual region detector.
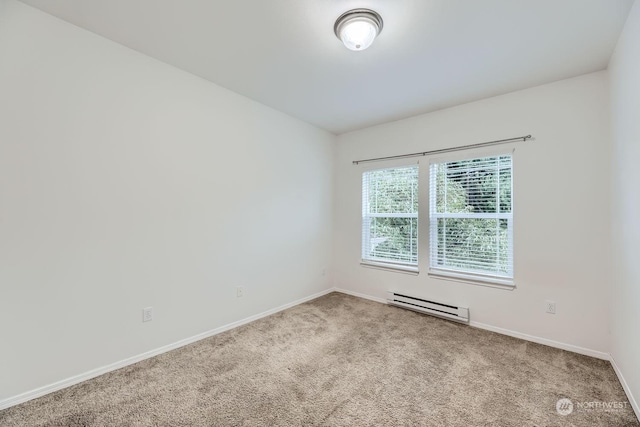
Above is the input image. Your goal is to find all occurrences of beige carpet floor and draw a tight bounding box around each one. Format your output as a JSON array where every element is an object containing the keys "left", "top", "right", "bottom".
[{"left": 1, "top": 292, "right": 638, "bottom": 426}]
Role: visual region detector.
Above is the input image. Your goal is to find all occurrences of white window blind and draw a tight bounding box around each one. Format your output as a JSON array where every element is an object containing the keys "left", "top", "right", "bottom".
[
  {"left": 429, "top": 155, "right": 513, "bottom": 282},
  {"left": 362, "top": 165, "right": 418, "bottom": 266}
]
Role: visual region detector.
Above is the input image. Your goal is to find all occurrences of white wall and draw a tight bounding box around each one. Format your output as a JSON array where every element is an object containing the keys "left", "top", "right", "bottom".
[
  {"left": 334, "top": 72, "right": 611, "bottom": 356},
  {"left": 0, "top": 0, "right": 334, "bottom": 401},
  {"left": 609, "top": 0, "right": 640, "bottom": 415}
]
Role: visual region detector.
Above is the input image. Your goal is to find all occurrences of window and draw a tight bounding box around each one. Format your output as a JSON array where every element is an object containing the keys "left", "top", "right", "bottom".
[
  {"left": 362, "top": 165, "right": 418, "bottom": 268},
  {"left": 429, "top": 155, "right": 513, "bottom": 284}
]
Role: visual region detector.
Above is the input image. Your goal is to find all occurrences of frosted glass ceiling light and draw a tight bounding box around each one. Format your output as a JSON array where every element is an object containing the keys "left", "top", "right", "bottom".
[{"left": 334, "top": 9, "right": 383, "bottom": 51}]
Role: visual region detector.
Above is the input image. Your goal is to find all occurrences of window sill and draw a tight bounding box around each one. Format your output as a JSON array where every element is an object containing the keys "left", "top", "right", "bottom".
[
  {"left": 361, "top": 261, "right": 419, "bottom": 275},
  {"left": 428, "top": 269, "right": 515, "bottom": 290}
]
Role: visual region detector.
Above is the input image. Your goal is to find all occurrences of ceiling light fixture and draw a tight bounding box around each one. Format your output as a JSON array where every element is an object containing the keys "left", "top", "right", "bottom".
[{"left": 334, "top": 9, "right": 383, "bottom": 51}]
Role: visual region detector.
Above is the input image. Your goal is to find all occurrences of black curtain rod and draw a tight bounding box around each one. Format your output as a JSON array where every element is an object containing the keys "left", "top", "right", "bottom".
[{"left": 352, "top": 135, "right": 533, "bottom": 165}]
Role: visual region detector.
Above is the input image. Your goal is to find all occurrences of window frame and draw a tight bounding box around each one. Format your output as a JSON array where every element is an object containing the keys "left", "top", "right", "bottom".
[{"left": 427, "top": 150, "right": 515, "bottom": 288}]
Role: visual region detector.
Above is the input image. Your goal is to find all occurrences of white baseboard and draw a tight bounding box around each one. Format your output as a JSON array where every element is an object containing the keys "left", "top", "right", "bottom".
[
  {"left": 333, "top": 287, "right": 387, "bottom": 304},
  {"left": 469, "top": 321, "right": 610, "bottom": 360},
  {"left": 610, "top": 355, "right": 640, "bottom": 421},
  {"left": 0, "top": 287, "right": 334, "bottom": 411}
]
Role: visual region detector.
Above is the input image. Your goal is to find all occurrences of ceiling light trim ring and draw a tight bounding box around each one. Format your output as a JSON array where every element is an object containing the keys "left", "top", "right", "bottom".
[{"left": 334, "top": 9, "right": 384, "bottom": 38}]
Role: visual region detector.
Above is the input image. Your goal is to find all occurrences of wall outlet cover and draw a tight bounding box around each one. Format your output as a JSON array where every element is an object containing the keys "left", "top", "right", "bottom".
[
  {"left": 143, "top": 307, "right": 153, "bottom": 322},
  {"left": 545, "top": 300, "right": 556, "bottom": 314}
]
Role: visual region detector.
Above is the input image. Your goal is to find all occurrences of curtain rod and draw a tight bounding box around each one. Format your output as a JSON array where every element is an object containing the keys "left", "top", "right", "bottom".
[{"left": 352, "top": 135, "right": 532, "bottom": 165}]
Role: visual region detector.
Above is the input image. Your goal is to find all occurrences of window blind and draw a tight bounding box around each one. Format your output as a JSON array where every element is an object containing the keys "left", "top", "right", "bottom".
[
  {"left": 429, "top": 155, "right": 513, "bottom": 280},
  {"left": 362, "top": 165, "right": 418, "bottom": 266}
]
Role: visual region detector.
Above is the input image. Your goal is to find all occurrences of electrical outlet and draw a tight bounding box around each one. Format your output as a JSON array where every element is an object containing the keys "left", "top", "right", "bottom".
[
  {"left": 545, "top": 300, "right": 556, "bottom": 314},
  {"left": 236, "top": 286, "right": 244, "bottom": 298},
  {"left": 142, "top": 307, "right": 153, "bottom": 322}
]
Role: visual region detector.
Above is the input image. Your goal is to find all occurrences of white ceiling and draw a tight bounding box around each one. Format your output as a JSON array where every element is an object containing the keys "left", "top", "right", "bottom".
[{"left": 19, "top": 0, "right": 635, "bottom": 134}]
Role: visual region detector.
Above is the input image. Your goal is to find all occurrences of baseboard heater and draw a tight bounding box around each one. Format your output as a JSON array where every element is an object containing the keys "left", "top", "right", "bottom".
[{"left": 387, "top": 291, "right": 469, "bottom": 324}]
